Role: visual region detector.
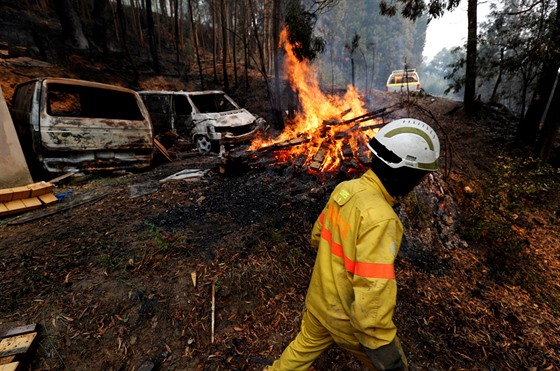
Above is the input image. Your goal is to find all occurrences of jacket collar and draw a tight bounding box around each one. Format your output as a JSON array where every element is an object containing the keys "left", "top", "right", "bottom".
[{"left": 361, "top": 170, "right": 398, "bottom": 206}]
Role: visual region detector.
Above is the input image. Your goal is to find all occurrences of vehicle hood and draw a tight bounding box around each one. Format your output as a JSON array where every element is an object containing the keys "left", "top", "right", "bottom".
[{"left": 192, "top": 109, "right": 257, "bottom": 127}]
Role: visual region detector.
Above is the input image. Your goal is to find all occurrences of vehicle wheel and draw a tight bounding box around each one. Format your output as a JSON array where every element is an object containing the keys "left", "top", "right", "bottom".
[{"left": 195, "top": 135, "right": 213, "bottom": 154}]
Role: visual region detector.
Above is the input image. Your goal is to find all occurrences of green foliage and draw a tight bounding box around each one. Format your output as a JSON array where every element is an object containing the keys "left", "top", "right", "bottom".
[
  {"left": 473, "top": 0, "right": 552, "bottom": 113},
  {"left": 285, "top": 0, "right": 326, "bottom": 62},
  {"left": 442, "top": 46, "right": 466, "bottom": 96},
  {"left": 380, "top": 0, "right": 461, "bottom": 21},
  {"left": 493, "top": 156, "right": 560, "bottom": 208},
  {"left": 144, "top": 222, "right": 170, "bottom": 252},
  {"left": 464, "top": 155, "right": 560, "bottom": 309}
]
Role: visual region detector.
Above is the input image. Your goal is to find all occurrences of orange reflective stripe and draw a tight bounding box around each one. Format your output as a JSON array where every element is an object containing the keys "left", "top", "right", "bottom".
[
  {"left": 321, "top": 227, "right": 395, "bottom": 280},
  {"left": 353, "top": 261, "right": 395, "bottom": 279}
]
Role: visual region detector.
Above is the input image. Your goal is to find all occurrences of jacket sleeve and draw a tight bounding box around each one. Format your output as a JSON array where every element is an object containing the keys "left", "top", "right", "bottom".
[
  {"left": 310, "top": 206, "right": 326, "bottom": 249},
  {"left": 348, "top": 217, "right": 402, "bottom": 349}
]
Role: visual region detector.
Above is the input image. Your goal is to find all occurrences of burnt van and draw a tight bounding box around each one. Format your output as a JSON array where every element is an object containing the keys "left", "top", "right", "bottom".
[
  {"left": 139, "top": 90, "right": 267, "bottom": 153},
  {"left": 11, "top": 78, "right": 154, "bottom": 176}
]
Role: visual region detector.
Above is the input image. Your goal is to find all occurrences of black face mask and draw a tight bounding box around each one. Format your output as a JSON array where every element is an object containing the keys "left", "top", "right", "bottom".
[{"left": 371, "top": 157, "right": 429, "bottom": 198}]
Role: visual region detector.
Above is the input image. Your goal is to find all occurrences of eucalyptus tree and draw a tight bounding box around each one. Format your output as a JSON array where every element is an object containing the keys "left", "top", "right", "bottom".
[
  {"left": 477, "top": 1, "right": 545, "bottom": 116},
  {"left": 345, "top": 32, "right": 360, "bottom": 88}
]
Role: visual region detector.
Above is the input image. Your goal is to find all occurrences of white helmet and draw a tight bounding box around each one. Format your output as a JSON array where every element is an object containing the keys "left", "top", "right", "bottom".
[{"left": 367, "top": 118, "right": 440, "bottom": 171}]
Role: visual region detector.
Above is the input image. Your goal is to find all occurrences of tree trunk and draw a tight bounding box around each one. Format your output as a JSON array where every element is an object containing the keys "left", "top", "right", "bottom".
[
  {"left": 92, "top": 0, "right": 113, "bottom": 53},
  {"left": 534, "top": 0, "right": 560, "bottom": 160},
  {"left": 146, "top": 0, "right": 161, "bottom": 74},
  {"left": 54, "top": 0, "right": 89, "bottom": 50},
  {"left": 188, "top": 0, "right": 204, "bottom": 89},
  {"left": 232, "top": 0, "right": 239, "bottom": 88},
  {"left": 243, "top": 0, "right": 250, "bottom": 89},
  {"left": 272, "top": 0, "right": 283, "bottom": 129},
  {"left": 490, "top": 48, "right": 504, "bottom": 103},
  {"left": 519, "top": 0, "right": 560, "bottom": 150},
  {"left": 463, "top": 0, "right": 477, "bottom": 115},
  {"left": 351, "top": 56, "right": 355, "bottom": 88},
  {"left": 518, "top": 64, "right": 557, "bottom": 145},
  {"left": 536, "top": 69, "right": 560, "bottom": 160},
  {"left": 212, "top": 0, "right": 219, "bottom": 83},
  {"left": 173, "top": 0, "right": 182, "bottom": 77},
  {"left": 116, "top": 0, "right": 139, "bottom": 86},
  {"left": 221, "top": 0, "right": 230, "bottom": 91},
  {"left": 249, "top": 0, "right": 271, "bottom": 101}
]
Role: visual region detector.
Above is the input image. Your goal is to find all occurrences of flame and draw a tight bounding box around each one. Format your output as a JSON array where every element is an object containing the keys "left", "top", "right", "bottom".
[{"left": 250, "top": 28, "right": 382, "bottom": 173}]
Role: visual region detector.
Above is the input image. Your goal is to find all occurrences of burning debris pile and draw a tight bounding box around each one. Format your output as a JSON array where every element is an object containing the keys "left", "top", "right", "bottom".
[
  {"left": 221, "top": 29, "right": 404, "bottom": 177},
  {"left": 221, "top": 104, "right": 403, "bottom": 176}
]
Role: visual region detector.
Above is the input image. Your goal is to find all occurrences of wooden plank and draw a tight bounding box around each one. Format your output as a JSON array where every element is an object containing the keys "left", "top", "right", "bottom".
[
  {"left": 256, "top": 136, "right": 309, "bottom": 153},
  {"left": 27, "top": 182, "right": 53, "bottom": 197},
  {"left": 48, "top": 172, "right": 76, "bottom": 184},
  {"left": 10, "top": 187, "right": 31, "bottom": 201},
  {"left": 38, "top": 193, "right": 58, "bottom": 205},
  {"left": 0, "top": 361, "right": 19, "bottom": 371},
  {"left": 342, "top": 142, "right": 353, "bottom": 158},
  {"left": 154, "top": 138, "right": 173, "bottom": 162},
  {"left": 1, "top": 200, "right": 26, "bottom": 215},
  {"left": 0, "top": 189, "right": 13, "bottom": 203},
  {"left": 0, "top": 333, "right": 37, "bottom": 358},
  {"left": 7, "top": 190, "right": 109, "bottom": 226},
  {"left": 20, "top": 197, "right": 42, "bottom": 209},
  {"left": 309, "top": 141, "right": 330, "bottom": 172},
  {"left": 0, "top": 356, "right": 15, "bottom": 365},
  {"left": 0, "top": 324, "right": 38, "bottom": 339}
]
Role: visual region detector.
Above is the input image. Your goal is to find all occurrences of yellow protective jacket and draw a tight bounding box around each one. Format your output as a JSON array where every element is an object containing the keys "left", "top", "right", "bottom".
[{"left": 305, "top": 169, "right": 403, "bottom": 350}]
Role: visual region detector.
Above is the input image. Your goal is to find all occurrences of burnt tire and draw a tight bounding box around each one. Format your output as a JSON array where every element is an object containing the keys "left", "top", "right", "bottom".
[{"left": 195, "top": 135, "right": 213, "bottom": 154}]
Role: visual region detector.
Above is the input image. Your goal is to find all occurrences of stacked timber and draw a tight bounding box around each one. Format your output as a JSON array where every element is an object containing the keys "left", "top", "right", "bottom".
[
  {"left": 0, "top": 324, "right": 39, "bottom": 370},
  {"left": 0, "top": 182, "right": 58, "bottom": 217}
]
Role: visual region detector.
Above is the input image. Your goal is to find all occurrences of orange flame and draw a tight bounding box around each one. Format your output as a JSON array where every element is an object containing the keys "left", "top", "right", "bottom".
[{"left": 250, "top": 28, "right": 381, "bottom": 173}]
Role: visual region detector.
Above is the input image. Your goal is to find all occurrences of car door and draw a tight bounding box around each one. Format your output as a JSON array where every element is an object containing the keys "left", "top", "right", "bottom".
[
  {"left": 172, "top": 94, "right": 193, "bottom": 136},
  {"left": 142, "top": 93, "right": 173, "bottom": 135}
]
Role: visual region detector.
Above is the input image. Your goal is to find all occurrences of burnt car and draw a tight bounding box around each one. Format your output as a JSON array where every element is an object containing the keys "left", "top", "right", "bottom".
[
  {"left": 139, "top": 90, "right": 267, "bottom": 153},
  {"left": 11, "top": 78, "right": 154, "bottom": 177}
]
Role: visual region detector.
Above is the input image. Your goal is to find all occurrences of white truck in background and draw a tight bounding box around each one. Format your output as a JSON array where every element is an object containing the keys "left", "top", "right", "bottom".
[{"left": 385, "top": 69, "right": 421, "bottom": 93}]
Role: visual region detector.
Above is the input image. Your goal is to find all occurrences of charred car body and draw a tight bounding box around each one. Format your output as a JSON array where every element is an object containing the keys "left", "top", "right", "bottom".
[
  {"left": 11, "top": 78, "right": 154, "bottom": 177},
  {"left": 139, "top": 90, "right": 267, "bottom": 153}
]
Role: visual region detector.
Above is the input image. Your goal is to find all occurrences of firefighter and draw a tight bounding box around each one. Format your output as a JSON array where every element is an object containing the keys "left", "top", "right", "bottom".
[{"left": 268, "top": 118, "right": 441, "bottom": 370}]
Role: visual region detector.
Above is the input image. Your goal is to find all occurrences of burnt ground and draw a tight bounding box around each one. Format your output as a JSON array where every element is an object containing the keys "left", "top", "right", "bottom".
[{"left": 1, "top": 13, "right": 560, "bottom": 369}]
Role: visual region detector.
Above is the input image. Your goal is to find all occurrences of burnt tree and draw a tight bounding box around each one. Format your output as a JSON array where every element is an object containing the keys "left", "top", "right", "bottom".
[
  {"left": 53, "top": 0, "right": 89, "bottom": 49},
  {"left": 146, "top": 0, "right": 161, "bottom": 74},
  {"left": 221, "top": 0, "right": 230, "bottom": 91},
  {"left": 463, "top": 0, "right": 477, "bottom": 115},
  {"left": 92, "top": 0, "right": 114, "bottom": 53}
]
